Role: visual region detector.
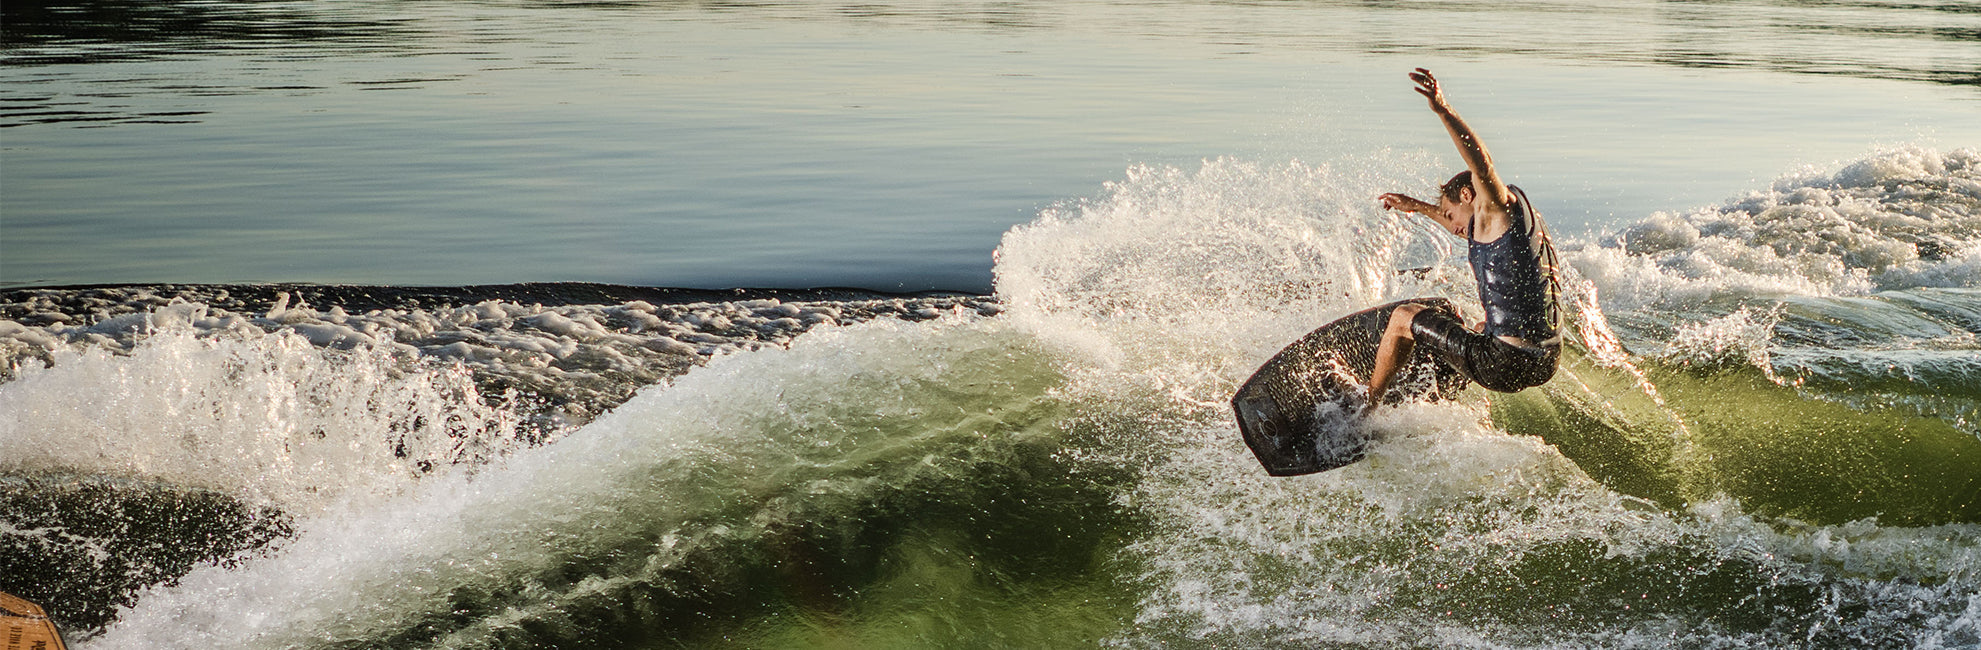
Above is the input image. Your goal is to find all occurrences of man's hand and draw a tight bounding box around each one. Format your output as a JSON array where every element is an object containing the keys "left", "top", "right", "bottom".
[
  {"left": 1410, "top": 68, "right": 1451, "bottom": 114},
  {"left": 1379, "top": 192, "right": 1436, "bottom": 215}
]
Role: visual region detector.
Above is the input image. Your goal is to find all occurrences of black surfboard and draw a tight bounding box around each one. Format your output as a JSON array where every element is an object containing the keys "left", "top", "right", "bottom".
[{"left": 1232, "top": 298, "right": 1471, "bottom": 476}]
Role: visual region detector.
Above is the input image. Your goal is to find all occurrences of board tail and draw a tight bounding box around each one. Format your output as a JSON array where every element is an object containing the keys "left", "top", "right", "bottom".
[{"left": 1232, "top": 298, "right": 1471, "bottom": 476}]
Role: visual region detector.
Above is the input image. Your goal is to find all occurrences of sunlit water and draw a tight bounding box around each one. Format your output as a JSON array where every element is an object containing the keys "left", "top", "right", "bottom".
[
  {"left": 4, "top": 0, "right": 1978, "bottom": 289},
  {"left": 3, "top": 1, "right": 1981, "bottom": 648}
]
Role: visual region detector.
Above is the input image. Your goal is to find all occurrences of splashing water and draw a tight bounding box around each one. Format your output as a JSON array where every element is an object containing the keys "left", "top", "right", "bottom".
[
  {"left": 1, "top": 327, "right": 527, "bottom": 514},
  {"left": 1568, "top": 147, "right": 1981, "bottom": 312},
  {"left": 2, "top": 151, "right": 1978, "bottom": 648},
  {"left": 1661, "top": 307, "right": 1782, "bottom": 374}
]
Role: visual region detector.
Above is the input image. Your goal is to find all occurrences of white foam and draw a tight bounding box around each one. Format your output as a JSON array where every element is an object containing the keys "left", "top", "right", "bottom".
[
  {"left": 0, "top": 329, "right": 526, "bottom": 514},
  {"left": 1117, "top": 394, "right": 1981, "bottom": 647},
  {"left": 1568, "top": 147, "right": 1981, "bottom": 312},
  {"left": 994, "top": 155, "right": 1468, "bottom": 413},
  {"left": 1660, "top": 306, "right": 1780, "bottom": 372},
  {"left": 1, "top": 291, "right": 998, "bottom": 432},
  {"left": 84, "top": 314, "right": 1040, "bottom": 648},
  {"left": 1118, "top": 401, "right": 1653, "bottom": 645}
]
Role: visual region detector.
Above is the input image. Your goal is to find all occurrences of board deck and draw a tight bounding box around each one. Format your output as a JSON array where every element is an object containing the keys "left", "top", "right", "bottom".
[
  {"left": 1232, "top": 298, "right": 1471, "bottom": 476},
  {"left": 0, "top": 591, "right": 67, "bottom": 650}
]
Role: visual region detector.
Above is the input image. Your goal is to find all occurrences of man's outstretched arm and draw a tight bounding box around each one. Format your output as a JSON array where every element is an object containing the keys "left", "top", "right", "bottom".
[
  {"left": 1377, "top": 193, "right": 1437, "bottom": 215},
  {"left": 1411, "top": 69, "right": 1513, "bottom": 214}
]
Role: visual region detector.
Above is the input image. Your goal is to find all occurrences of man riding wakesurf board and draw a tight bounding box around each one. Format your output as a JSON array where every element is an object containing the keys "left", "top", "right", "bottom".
[
  {"left": 1370, "top": 68, "right": 1565, "bottom": 408},
  {"left": 1226, "top": 68, "right": 1565, "bottom": 476}
]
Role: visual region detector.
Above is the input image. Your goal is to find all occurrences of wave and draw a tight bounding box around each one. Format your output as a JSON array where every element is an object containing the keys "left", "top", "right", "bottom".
[
  {"left": 1561, "top": 147, "right": 1981, "bottom": 438},
  {"left": 1574, "top": 147, "right": 1980, "bottom": 309},
  {"left": 2, "top": 151, "right": 1979, "bottom": 647},
  {"left": 0, "top": 288, "right": 997, "bottom": 633},
  {"left": 78, "top": 317, "right": 1130, "bottom": 648},
  {"left": 999, "top": 152, "right": 1981, "bottom": 647}
]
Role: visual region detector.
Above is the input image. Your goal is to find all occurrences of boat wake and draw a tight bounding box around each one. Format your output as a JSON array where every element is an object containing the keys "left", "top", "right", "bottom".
[{"left": 1, "top": 149, "right": 1977, "bottom": 648}]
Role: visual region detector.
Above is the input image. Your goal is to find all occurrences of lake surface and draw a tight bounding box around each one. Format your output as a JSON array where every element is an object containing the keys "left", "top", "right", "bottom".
[{"left": 4, "top": 0, "right": 1977, "bottom": 290}]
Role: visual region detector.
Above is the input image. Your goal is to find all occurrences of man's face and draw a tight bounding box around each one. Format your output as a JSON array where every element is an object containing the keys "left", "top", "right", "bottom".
[{"left": 1438, "top": 196, "right": 1473, "bottom": 237}]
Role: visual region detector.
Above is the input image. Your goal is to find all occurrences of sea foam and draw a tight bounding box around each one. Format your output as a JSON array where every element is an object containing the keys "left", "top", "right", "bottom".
[{"left": 1568, "top": 147, "right": 1981, "bottom": 312}]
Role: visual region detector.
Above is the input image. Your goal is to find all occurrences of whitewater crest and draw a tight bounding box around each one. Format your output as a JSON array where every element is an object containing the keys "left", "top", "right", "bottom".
[
  {"left": 1, "top": 287, "right": 1000, "bottom": 424},
  {"left": 1570, "top": 147, "right": 1981, "bottom": 310},
  {"left": 0, "top": 285, "right": 1001, "bottom": 635},
  {"left": 0, "top": 329, "right": 525, "bottom": 513},
  {"left": 993, "top": 155, "right": 1468, "bottom": 416},
  {"left": 81, "top": 315, "right": 1085, "bottom": 649},
  {"left": 1660, "top": 306, "right": 1782, "bottom": 375}
]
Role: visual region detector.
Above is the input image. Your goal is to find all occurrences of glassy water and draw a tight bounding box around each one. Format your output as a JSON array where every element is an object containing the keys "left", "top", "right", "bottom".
[{"left": 4, "top": 0, "right": 1977, "bottom": 290}]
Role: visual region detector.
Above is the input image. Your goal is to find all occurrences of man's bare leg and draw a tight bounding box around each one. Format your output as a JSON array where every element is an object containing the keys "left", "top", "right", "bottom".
[{"left": 1365, "top": 303, "right": 1429, "bottom": 412}]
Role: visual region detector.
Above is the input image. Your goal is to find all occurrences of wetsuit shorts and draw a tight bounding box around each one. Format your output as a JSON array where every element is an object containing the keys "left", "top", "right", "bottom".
[{"left": 1408, "top": 307, "right": 1559, "bottom": 393}]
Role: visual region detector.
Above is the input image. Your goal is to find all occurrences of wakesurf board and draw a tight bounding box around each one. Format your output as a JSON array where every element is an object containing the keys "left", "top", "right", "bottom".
[
  {"left": 1232, "top": 298, "right": 1471, "bottom": 476},
  {"left": 1, "top": 591, "right": 67, "bottom": 650}
]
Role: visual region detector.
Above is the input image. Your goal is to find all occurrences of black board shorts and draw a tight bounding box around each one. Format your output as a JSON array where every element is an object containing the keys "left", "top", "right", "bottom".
[{"left": 1408, "top": 307, "right": 1559, "bottom": 393}]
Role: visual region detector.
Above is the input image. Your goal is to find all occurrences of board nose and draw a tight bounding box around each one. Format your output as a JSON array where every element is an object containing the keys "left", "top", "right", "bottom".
[{"left": 0, "top": 591, "right": 70, "bottom": 650}]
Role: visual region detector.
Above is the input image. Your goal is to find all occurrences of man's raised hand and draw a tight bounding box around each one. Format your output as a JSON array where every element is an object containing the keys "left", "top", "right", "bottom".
[{"left": 1410, "top": 68, "right": 1450, "bottom": 113}]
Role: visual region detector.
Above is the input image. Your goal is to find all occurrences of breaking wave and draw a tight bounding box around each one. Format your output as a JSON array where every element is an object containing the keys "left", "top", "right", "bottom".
[{"left": 1, "top": 150, "right": 1977, "bottom": 648}]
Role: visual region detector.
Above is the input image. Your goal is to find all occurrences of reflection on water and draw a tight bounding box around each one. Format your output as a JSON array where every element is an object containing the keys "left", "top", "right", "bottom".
[
  {"left": 1, "top": 0, "right": 416, "bottom": 65},
  {"left": 4, "top": 0, "right": 1978, "bottom": 127},
  {"left": 1646, "top": 0, "right": 1981, "bottom": 87},
  {"left": 2, "top": 0, "right": 414, "bottom": 128},
  {"left": 3, "top": 0, "right": 1978, "bottom": 290}
]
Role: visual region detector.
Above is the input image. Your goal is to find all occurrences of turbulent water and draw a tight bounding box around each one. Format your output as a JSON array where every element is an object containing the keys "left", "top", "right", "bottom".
[{"left": 3, "top": 148, "right": 1980, "bottom": 648}]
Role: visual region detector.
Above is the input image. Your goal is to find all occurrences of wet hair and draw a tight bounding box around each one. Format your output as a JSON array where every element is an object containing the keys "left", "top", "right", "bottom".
[{"left": 1439, "top": 171, "right": 1473, "bottom": 203}]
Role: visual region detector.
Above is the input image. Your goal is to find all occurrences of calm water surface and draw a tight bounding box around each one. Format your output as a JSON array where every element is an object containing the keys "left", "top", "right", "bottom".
[{"left": 3, "top": 0, "right": 1979, "bottom": 290}]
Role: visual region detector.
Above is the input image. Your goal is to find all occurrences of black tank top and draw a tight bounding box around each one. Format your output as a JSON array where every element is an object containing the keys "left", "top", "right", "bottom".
[{"left": 1468, "top": 186, "right": 1562, "bottom": 346}]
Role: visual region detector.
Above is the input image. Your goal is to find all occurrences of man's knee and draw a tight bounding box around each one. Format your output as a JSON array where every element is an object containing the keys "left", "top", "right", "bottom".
[{"left": 1385, "top": 303, "right": 1429, "bottom": 339}]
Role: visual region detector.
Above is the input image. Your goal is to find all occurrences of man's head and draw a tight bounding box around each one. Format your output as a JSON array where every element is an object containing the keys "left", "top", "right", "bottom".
[{"left": 1435, "top": 171, "right": 1475, "bottom": 236}]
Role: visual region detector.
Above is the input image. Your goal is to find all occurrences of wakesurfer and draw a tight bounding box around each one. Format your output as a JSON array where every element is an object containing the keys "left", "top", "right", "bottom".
[{"left": 1368, "top": 68, "right": 1564, "bottom": 408}]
